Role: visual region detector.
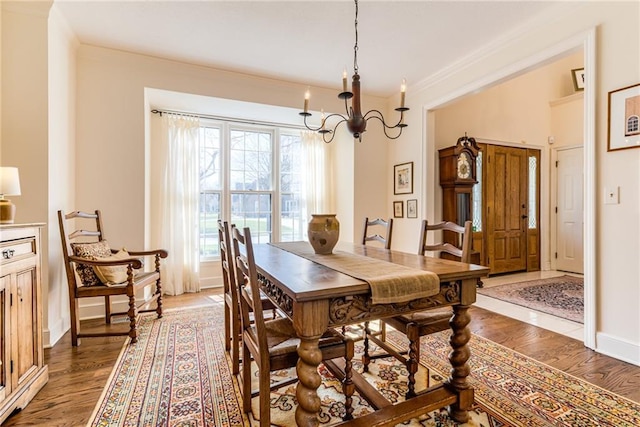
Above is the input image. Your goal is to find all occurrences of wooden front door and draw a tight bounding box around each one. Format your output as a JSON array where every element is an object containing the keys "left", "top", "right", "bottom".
[{"left": 486, "top": 145, "right": 528, "bottom": 274}]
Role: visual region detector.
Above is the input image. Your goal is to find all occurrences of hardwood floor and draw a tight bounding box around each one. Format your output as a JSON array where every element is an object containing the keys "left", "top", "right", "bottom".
[{"left": 3, "top": 288, "right": 639, "bottom": 426}]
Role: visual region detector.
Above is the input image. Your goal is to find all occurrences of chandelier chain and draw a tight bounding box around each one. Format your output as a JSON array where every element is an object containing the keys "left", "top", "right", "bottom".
[{"left": 353, "top": 0, "right": 359, "bottom": 74}]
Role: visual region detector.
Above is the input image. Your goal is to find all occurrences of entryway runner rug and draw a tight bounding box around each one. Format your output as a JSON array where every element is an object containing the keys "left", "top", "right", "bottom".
[
  {"left": 88, "top": 304, "right": 639, "bottom": 426},
  {"left": 478, "top": 275, "right": 584, "bottom": 323}
]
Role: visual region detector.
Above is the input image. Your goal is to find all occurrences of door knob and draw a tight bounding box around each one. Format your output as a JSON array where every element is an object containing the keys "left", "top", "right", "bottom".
[{"left": 521, "top": 214, "right": 528, "bottom": 219}]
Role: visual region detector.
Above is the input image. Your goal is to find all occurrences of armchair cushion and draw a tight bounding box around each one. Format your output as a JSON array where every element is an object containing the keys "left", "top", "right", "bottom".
[
  {"left": 71, "top": 240, "right": 112, "bottom": 286},
  {"left": 93, "top": 249, "right": 133, "bottom": 285}
]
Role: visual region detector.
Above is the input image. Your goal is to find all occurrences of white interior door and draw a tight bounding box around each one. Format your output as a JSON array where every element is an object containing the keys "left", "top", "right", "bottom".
[{"left": 556, "top": 147, "right": 584, "bottom": 273}]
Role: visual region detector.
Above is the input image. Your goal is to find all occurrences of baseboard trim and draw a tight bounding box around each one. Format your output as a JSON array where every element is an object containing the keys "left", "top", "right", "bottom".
[
  {"left": 596, "top": 332, "right": 640, "bottom": 367},
  {"left": 44, "top": 315, "right": 69, "bottom": 349}
]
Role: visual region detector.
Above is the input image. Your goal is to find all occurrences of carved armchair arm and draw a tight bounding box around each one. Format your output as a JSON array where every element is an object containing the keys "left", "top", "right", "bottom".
[
  {"left": 68, "top": 255, "right": 143, "bottom": 269},
  {"left": 127, "top": 249, "right": 168, "bottom": 258}
]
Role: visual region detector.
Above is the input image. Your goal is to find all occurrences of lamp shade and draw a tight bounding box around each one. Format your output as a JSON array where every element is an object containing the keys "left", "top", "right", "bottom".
[{"left": 0, "top": 167, "right": 21, "bottom": 197}]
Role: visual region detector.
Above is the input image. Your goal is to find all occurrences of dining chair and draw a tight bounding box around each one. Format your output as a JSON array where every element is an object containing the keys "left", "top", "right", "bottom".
[
  {"left": 357, "top": 217, "right": 394, "bottom": 356},
  {"left": 361, "top": 217, "right": 393, "bottom": 249},
  {"left": 363, "top": 220, "right": 472, "bottom": 398},
  {"left": 218, "top": 220, "right": 279, "bottom": 376},
  {"left": 231, "top": 226, "right": 355, "bottom": 424}
]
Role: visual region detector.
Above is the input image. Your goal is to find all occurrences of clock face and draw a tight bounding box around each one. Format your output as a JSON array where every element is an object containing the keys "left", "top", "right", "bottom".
[{"left": 457, "top": 153, "right": 472, "bottom": 179}]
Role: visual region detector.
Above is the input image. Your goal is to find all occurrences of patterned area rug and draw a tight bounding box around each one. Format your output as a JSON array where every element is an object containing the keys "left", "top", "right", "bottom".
[
  {"left": 478, "top": 275, "right": 584, "bottom": 323},
  {"left": 88, "top": 304, "right": 640, "bottom": 426}
]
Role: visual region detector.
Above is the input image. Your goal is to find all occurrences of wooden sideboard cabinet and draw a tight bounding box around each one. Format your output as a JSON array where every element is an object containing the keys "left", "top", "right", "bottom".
[{"left": 0, "top": 224, "right": 48, "bottom": 423}]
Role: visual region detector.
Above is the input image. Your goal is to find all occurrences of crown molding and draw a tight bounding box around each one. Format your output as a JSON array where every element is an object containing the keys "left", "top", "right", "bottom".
[{"left": 411, "top": 2, "right": 580, "bottom": 95}]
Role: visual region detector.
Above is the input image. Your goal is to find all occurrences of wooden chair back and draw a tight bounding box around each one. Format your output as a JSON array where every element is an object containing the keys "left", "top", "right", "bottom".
[
  {"left": 362, "top": 217, "right": 393, "bottom": 249},
  {"left": 418, "top": 220, "right": 472, "bottom": 263},
  {"left": 58, "top": 210, "right": 108, "bottom": 296},
  {"left": 218, "top": 220, "right": 238, "bottom": 312},
  {"left": 231, "top": 226, "right": 268, "bottom": 354},
  {"left": 218, "top": 220, "right": 241, "bottom": 371}
]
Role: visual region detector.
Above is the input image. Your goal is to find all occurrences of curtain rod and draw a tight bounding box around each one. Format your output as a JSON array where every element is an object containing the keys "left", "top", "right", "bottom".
[{"left": 150, "top": 108, "right": 309, "bottom": 131}]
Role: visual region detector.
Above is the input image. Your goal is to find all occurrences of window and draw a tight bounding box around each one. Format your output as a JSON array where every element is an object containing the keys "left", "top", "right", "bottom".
[
  {"left": 198, "top": 120, "right": 305, "bottom": 258},
  {"left": 627, "top": 115, "right": 639, "bottom": 135},
  {"left": 528, "top": 155, "right": 537, "bottom": 229}
]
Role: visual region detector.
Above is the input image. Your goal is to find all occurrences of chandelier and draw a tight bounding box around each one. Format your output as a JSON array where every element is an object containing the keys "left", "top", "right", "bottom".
[{"left": 299, "top": 0, "right": 408, "bottom": 143}]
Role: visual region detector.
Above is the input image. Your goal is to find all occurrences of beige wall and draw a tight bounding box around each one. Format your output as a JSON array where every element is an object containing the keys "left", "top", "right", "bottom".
[
  {"left": 47, "top": 4, "right": 77, "bottom": 345},
  {"left": 391, "top": 1, "right": 639, "bottom": 363},
  {"left": 1, "top": 1, "right": 53, "bottom": 340}
]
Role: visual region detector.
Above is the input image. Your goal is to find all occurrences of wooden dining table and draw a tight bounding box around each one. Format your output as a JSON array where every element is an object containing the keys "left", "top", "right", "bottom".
[{"left": 252, "top": 242, "right": 489, "bottom": 427}]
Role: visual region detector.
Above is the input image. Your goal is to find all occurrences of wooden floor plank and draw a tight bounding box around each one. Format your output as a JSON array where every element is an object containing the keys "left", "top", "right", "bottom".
[{"left": 3, "top": 289, "right": 639, "bottom": 426}]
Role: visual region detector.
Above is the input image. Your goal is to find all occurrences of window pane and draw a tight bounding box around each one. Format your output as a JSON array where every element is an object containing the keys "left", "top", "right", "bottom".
[
  {"left": 229, "top": 129, "right": 273, "bottom": 191},
  {"left": 472, "top": 151, "right": 483, "bottom": 232},
  {"left": 199, "top": 192, "right": 220, "bottom": 257},
  {"left": 200, "top": 126, "right": 221, "bottom": 191},
  {"left": 231, "top": 192, "right": 272, "bottom": 243},
  {"left": 280, "top": 133, "right": 304, "bottom": 241},
  {"left": 528, "top": 156, "right": 537, "bottom": 229}
]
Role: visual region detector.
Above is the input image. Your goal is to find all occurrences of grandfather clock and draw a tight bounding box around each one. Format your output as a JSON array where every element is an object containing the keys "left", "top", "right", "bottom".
[{"left": 439, "top": 134, "right": 480, "bottom": 250}]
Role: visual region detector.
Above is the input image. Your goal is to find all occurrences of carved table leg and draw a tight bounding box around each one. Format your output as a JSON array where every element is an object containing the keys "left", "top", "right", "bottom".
[
  {"left": 295, "top": 336, "right": 323, "bottom": 427},
  {"left": 446, "top": 304, "right": 473, "bottom": 423},
  {"left": 293, "top": 300, "right": 330, "bottom": 427}
]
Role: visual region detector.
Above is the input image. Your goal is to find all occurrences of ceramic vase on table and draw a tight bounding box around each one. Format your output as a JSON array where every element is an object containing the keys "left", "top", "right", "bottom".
[{"left": 307, "top": 214, "right": 340, "bottom": 255}]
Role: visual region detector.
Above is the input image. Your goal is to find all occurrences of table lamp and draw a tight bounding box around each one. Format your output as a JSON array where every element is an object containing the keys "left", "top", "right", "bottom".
[{"left": 0, "top": 167, "right": 21, "bottom": 224}]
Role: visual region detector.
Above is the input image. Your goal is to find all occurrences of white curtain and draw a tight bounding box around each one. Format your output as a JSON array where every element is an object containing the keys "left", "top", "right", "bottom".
[
  {"left": 301, "top": 131, "right": 331, "bottom": 222},
  {"left": 155, "top": 113, "right": 201, "bottom": 295}
]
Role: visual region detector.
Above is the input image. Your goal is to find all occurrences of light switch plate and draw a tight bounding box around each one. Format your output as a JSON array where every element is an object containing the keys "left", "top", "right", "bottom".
[{"left": 604, "top": 186, "right": 619, "bottom": 204}]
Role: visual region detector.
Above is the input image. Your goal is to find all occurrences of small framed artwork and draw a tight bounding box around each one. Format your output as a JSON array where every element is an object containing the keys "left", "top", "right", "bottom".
[
  {"left": 607, "top": 83, "right": 640, "bottom": 152},
  {"left": 571, "top": 68, "right": 585, "bottom": 91},
  {"left": 407, "top": 199, "right": 417, "bottom": 218},
  {"left": 393, "top": 201, "right": 403, "bottom": 218},
  {"left": 394, "top": 161, "right": 413, "bottom": 195}
]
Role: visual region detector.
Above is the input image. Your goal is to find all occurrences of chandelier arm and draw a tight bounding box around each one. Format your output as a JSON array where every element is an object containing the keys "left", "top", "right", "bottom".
[
  {"left": 324, "top": 112, "right": 349, "bottom": 124},
  {"left": 363, "top": 109, "right": 406, "bottom": 129},
  {"left": 321, "top": 118, "right": 349, "bottom": 144},
  {"left": 302, "top": 112, "right": 349, "bottom": 133},
  {"left": 302, "top": 113, "right": 323, "bottom": 132},
  {"left": 366, "top": 115, "right": 404, "bottom": 140}
]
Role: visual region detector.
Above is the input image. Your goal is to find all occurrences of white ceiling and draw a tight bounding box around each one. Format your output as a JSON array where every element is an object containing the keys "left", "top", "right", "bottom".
[{"left": 54, "top": 1, "right": 565, "bottom": 97}]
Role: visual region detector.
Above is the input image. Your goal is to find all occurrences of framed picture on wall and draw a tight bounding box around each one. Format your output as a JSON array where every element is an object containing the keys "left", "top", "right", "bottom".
[
  {"left": 394, "top": 162, "right": 413, "bottom": 195},
  {"left": 407, "top": 199, "right": 417, "bottom": 218},
  {"left": 607, "top": 83, "right": 640, "bottom": 151},
  {"left": 571, "top": 68, "right": 585, "bottom": 92},
  {"left": 393, "top": 201, "right": 403, "bottom": 218}
]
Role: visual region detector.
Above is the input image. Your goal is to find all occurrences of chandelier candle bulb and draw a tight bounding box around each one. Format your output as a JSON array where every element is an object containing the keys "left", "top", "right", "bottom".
[
  {"left": 343, "top": 69, "right": 348, "bottom": 92},
  {"left": 303, "top": 89, "right": 310, "bottom": 113},
  {"left": 321, "top": 109, "right": 326, "bottom": 130},
  {"left": 400, "top": 79, "right": 406, "bottom": 108}
]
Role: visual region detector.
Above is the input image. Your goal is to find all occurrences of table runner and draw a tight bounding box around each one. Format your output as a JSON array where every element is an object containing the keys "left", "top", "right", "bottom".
[{"left": 270, "top": 242, "right": 439, "bottom": 304}]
